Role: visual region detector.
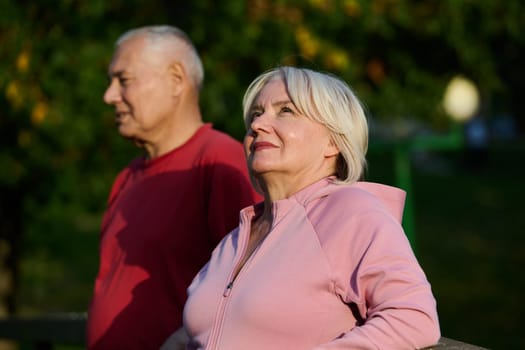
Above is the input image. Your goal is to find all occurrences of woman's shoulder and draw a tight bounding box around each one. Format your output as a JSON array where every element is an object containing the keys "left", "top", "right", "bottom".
[
  {"left": 305, "top": 183, "right": 404, "bottom": 231},
  {"left": 306, "top": 181, "right": 405, "bottom": 224},
  {"left": 317, "top": 182, "right": 385, "bottom": 209}
]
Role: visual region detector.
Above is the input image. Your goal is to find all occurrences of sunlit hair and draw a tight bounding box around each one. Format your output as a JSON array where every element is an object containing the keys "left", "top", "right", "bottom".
[
  {"left": 116, "top": 25, "right": 204, "bottom": 91},
  {"left": 242, "top": 66, "right": 368, "bottom": 184}
]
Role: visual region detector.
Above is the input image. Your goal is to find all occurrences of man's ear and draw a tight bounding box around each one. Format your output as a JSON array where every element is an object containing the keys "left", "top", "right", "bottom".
[{"left": 169, "top": 62, "right": 185, "bottom": 96}]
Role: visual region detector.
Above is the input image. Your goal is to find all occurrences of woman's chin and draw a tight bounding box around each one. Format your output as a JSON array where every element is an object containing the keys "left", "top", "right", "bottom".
[
  {"left": 249, "top": 166, "right": 274, "bottom": 177},
  {"left": 249, "top": 158, "right": 278, "bottom": 172}
]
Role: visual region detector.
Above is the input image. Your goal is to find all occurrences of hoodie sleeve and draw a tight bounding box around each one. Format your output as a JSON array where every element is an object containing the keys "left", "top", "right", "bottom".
[{"left": 314, "top": 207, "right": 440, "bottom": 350}]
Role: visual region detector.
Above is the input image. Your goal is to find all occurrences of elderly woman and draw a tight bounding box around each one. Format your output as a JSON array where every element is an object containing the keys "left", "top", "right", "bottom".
[{"left": 182, "top": 66, "right": 440, "bottom": 349}]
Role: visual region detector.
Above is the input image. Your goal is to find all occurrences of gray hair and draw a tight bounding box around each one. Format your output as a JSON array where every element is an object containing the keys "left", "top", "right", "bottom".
[
  {"left": 242, "top": 66, "right": 368, "bottom": 184},
  {"left": 116, "top": 25, "right": 204, "bottom": 91}
]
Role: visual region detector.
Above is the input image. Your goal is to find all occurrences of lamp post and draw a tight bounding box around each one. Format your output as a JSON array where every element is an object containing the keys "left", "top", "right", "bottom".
[{"left": 372, "top": 76, "right": 480, "bottom": 252}]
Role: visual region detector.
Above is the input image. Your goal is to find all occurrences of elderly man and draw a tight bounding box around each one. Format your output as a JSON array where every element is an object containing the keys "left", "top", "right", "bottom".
[{"left": 86, "top": 25, "right": 260, "bottom": 349}]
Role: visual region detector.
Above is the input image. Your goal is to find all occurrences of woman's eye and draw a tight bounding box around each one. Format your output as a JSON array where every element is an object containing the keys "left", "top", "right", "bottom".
[
  {"left": 281, "top": 106, "right": 294, "bottom": 114},
  {"left": 247, "top": 112, "right": 259, "bottom": 125}
]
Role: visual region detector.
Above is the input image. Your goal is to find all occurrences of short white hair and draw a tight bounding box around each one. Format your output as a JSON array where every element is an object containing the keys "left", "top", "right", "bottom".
[
  {"left": 242, "top": 66, "right": 368, "bottom": 184},
  {"left": 116, "top": 25, "right": 204, "bottom": 91}
]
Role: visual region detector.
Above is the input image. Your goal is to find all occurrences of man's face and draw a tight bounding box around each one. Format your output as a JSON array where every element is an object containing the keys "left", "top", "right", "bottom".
[{"left": 103, "top": 36, "right": 174, "bottom": 144}]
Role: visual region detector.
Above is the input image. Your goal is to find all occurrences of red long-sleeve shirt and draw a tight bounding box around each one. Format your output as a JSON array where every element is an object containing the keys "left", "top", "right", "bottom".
[{"left": 87, "top": 124, "right": 261, "bottom": 349}]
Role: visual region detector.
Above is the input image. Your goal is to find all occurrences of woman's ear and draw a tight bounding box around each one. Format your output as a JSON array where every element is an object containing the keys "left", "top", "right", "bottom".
[
  {"left": 169, "top": 62, "right": 185, "bottom": 97},
  {"left": 324, "top": 138, "right": 340, "bottom": 158}
]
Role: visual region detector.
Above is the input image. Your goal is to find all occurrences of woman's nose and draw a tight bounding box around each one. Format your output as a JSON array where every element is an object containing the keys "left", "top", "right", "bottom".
[{"left": 250, "top": 112, "right": 271, "bottom": 133}]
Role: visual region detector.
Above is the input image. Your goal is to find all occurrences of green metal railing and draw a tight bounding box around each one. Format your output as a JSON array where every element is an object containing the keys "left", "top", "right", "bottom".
[{"left": 369, "top": 123, "right": 464, "bottom": 252}]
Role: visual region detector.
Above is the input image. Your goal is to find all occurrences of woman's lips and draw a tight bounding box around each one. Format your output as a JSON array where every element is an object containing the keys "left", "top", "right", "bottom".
[{"left": 252, "top": 141, "right": 277, "bottom": 151}]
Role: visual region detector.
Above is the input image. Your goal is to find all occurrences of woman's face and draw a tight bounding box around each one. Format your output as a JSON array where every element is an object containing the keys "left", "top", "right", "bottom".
[{"left": 244, "top": 78, "right": 338, "bottom": 192}]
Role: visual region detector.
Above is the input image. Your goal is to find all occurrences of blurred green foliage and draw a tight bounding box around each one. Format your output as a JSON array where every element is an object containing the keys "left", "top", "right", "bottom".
[{"left": 0, "top": 0, "right": 524, "bottom": 348}]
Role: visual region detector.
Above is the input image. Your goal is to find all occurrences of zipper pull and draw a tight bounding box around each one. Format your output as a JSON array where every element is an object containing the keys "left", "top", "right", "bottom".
[{"left": 223, "top": 281, "right": 233, "bottom": 297}]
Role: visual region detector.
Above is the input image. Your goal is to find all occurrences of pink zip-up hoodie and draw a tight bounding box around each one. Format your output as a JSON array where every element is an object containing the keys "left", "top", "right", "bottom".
[{"left": 183, "top": 178, "right": 440, "bottom": 349}]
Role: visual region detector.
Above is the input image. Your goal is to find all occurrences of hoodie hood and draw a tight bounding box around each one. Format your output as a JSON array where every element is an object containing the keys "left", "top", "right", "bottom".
[
  {"left": 260, "top": 178, "right": 407, "bottom": 225},
  {"left": 352, "top": 181, "right": 406, "bottom": 223}
]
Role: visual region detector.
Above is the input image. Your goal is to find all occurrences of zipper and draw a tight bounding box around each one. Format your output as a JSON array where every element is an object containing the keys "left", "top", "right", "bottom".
[
  {"left": 223, "top": 282, "right": 233, "bottom": 297},
  {"left": 207, "top": 241, "right": 268, "bottom": 349},
  {"left": 205, "top": 205, "right": 280, "bottom": 349},
  {"left": 205, "top": 285, "right": 232, "bottom": 350},
  {"left": 205, "top": 219, "right": 251, "bottom": 350}
]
